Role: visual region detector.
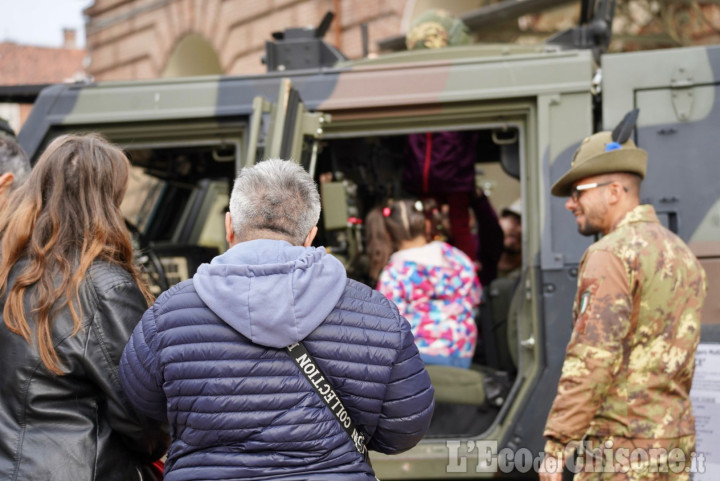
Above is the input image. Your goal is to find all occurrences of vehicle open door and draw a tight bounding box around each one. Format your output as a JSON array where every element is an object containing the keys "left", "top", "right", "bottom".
[
  {"left": 245, "top": 79, "right": 368, "bottom": 272},
  {"left": 246, "top": 78, "right": 330, "bottom": 177}
]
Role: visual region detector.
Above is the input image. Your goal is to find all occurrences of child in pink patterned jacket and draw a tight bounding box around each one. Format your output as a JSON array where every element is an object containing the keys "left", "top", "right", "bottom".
[{"left": 366, "top": 199, "right": 482, "bottom": 368}]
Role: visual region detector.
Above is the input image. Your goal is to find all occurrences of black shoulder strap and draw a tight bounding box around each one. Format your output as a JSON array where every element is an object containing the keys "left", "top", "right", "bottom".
[{"left": 286, "top": 342, "right": 371, "bottom": 464}]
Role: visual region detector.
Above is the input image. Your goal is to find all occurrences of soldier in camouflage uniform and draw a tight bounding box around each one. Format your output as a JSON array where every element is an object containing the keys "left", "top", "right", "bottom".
[{"left": 538, "top": 128, "right": 708, "bottom": 481}]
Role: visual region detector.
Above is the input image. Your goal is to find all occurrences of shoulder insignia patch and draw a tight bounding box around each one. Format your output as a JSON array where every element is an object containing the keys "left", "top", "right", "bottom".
[{"left": 579, "top": 291, "right": 591, "bottom": 315}]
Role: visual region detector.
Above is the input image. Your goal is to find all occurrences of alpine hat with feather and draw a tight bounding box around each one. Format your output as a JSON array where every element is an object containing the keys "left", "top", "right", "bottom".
[{"left": 551, "top": 109, "right": 647, "bottom": 197}]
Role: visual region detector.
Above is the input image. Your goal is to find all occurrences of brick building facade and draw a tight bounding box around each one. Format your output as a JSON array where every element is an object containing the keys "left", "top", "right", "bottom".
[
  {"left": 84, "top": 0, "right": 408, "bottom": 81},
  {"left": 84, "top": 0, "right": 720, "bottom": 82}
]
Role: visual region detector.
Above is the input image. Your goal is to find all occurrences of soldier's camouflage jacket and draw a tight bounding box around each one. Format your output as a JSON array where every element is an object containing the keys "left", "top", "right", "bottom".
[{"left": 544, "top": 204, "right": 707, "bottom": 457}]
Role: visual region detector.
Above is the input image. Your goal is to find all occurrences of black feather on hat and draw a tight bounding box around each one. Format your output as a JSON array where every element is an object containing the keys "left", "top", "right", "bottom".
[{"left": 611, "top": 109, "right": 639, "bottom": 144}]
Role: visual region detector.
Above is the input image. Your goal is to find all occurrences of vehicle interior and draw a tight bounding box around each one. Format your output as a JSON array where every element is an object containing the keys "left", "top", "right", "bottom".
[
  {"left": 117, "top": 119, "right": 526, "bottom": 440},
  {"left": 122, "top": 142, "right": 236, "bottom": 294},
  {"left": 310, "top": 130, "right": 523, "bottom": 438}
]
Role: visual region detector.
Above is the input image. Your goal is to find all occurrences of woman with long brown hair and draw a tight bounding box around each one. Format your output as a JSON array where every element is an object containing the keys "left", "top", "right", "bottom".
[{"left": 0, "top": 133, "right": 168, "bottom": 481}]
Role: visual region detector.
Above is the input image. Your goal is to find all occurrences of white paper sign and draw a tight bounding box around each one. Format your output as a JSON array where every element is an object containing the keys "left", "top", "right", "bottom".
[{"left": 690, "top": 343, "right": 720, "bottom": 480}]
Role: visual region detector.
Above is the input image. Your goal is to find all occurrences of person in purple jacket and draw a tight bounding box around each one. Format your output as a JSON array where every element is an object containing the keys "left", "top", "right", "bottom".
[
  {"left": 119, "top": 159, "right": 435, "bottom": 481},
  {"left": 403, "top": 10, "right": 480, "bottom": 264}
]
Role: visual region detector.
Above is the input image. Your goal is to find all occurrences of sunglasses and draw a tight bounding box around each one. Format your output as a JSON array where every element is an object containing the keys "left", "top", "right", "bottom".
[
  {"left": 569, "top": 181, "right": 613, "bottom": 202},
  {"left": 569, "top": 181, "right": 630, "bottom": 202}
]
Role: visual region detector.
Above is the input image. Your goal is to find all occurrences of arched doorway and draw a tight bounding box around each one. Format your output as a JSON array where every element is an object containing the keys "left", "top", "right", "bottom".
[{"left": 162, "top": 33, "right": 223, "bottom": 77}]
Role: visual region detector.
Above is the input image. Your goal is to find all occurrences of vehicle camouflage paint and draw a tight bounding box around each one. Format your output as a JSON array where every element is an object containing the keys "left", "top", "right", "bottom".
[{"left": 17, "top": 37, "right": 720, "bottom": 479}]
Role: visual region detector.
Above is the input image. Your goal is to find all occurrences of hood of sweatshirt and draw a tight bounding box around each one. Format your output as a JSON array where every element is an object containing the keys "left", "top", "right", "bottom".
[{"left": 192, "top": 239, "right": 347, "bottom": 348}]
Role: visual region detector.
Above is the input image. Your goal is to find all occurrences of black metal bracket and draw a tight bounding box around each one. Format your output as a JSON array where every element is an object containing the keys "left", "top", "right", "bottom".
[
  {"left": 263, "top": 11, "right": 347, "bottom": 72},
  {"left": 545, "top": 0, "right": 616, "bottom": 62}
]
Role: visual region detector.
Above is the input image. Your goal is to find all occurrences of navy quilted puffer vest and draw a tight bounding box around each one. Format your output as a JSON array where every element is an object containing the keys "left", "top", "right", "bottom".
[{"left": 120, "top": 240, "right": 434, "bottom": 481}]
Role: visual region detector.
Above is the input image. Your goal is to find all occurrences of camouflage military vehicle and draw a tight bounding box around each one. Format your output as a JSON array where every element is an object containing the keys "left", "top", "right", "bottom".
[{"left": 15, "top": 5, "right": 719, "bottom": 480}]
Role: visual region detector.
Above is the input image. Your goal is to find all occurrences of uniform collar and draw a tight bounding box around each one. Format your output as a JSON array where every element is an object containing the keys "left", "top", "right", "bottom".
[{"left": 612, "top": 204, "right": 659, "bottom": 232}]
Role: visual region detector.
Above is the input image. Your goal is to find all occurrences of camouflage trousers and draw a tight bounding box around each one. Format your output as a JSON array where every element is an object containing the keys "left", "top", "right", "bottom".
[{"left": 567, "top": 435, "right": 695, "bottom": 481}]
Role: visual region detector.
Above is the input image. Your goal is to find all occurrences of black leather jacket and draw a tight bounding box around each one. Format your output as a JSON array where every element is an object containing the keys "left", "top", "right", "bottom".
[{"left": 0, "top": 259, "right": 169, "bottom": 481}]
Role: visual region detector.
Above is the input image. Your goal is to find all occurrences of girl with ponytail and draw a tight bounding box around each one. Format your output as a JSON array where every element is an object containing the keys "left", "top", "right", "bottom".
[{"left": 365, "top": 198, "right": 481, "bottom": 368}]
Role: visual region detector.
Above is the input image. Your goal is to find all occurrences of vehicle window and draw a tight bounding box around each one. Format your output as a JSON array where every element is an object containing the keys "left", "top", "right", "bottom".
[
  {"left": 121, "top": 165, "right": 165, "bottom": 235},
  {"left": 195, "top": 181, "right": 230, "bottom": 254}
]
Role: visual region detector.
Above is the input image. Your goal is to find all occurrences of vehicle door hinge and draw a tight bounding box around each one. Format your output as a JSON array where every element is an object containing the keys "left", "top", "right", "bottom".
[{"left": 670, "top": 67, "right": 695, "bottom": 122}]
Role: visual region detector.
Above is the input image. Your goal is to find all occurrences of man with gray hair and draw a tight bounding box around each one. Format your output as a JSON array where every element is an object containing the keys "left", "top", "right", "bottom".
[
  {"left": 120, "top": 159, "right": 435, "bottom": 481},
  {"left": 227, "top": 157, "right": 322, "bottom": 246},
  {"left": 0, "top": 119, "right": 31, "bottom": 201}
]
